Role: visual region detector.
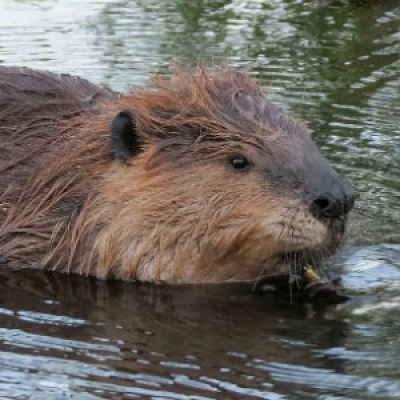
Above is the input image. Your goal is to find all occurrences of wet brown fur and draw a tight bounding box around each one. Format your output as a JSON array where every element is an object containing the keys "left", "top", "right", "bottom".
[{"left": 0, "top": 66, "right": 342, "bottom": 282}]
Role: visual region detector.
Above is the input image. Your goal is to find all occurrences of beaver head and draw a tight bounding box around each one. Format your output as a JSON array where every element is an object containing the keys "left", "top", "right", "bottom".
[{"left": 84, "top": 68, "right": 355, "bottom": 282}]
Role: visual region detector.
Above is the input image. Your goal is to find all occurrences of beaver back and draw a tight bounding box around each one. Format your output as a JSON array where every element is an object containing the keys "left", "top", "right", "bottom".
[
  {"left": 0, "top": 66, "right": 114, "bottom": 177},
  {"left": 0, "top": 67, "right": 114, "bottom": 268}
]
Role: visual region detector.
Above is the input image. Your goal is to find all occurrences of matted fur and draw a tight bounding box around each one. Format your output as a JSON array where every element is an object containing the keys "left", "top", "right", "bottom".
[{"left": 0, "top": 66, "right": 349, "bottom": 282}]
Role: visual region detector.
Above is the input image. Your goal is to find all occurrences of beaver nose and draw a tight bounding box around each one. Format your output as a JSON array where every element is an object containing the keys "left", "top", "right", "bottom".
[{"left": 310, "top": 185, "right": 355, "bottom": 220}]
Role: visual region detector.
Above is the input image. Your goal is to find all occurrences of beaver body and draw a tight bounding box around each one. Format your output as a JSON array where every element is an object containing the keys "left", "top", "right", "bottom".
[{"left": 0, "top": 66, "right": 354, "bottom": 282}]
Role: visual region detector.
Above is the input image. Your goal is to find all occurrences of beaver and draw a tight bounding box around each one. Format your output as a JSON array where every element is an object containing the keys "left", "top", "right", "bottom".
[{"left": 0, "top": 66, "right": 355, "bottom": 283}]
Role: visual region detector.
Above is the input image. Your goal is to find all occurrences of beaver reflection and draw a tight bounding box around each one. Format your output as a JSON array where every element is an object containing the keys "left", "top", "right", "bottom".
[
  {"left": 0, "top": 269, "right": 350, "bottom": 398},
  {"left": 0, "top": 66, "right": 354, "bottom": 283}
]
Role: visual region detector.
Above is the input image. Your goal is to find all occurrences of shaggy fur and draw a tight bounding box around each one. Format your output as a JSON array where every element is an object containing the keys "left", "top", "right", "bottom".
[{"left": 0, "top": 66, "right": 351, "bottom": 282}]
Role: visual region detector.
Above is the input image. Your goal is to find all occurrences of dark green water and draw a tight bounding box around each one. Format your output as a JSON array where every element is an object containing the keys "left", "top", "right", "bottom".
[{"left": 0, "top": 1, "right": 399, "bottom": 399}]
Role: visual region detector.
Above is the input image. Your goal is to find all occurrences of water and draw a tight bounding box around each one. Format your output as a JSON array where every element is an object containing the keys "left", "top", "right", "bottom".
[{"left": 0, "top": 0, "right": 399, "bottom": 398}]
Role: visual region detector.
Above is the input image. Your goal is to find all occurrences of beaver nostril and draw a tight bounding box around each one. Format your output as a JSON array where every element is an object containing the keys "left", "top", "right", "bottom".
[
  {"left": 310, "top": 194, "right": 353, "bottom": 220},
  {"left": 313, "top": 197, "right": 331, "bottom": 214},
  {"left": 309, "top": 176, "right": 356, "bottom": 220}
]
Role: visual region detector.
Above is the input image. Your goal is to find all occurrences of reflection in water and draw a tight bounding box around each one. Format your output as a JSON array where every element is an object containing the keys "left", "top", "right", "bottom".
[
  {"left": 1, "top": 270, "right": 399, "bottom": 399},
  {"left": 1, "top": 267, "right": 399, "bottom": 398},
  {"left": 0, "top": 270, "right": 378, "bottom": 399},
  {"left": 0, "top": 0, "right": 399, "bottom": 398}
]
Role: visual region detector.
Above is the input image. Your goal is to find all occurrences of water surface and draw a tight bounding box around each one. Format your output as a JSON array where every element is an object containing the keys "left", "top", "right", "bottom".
[{"left": 0, "top": 0, "right": 399, "bottom": 399}]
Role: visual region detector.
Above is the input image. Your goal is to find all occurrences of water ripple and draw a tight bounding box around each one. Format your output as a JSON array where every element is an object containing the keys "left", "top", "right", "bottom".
[{"left": 252, "top": 361, "right": 400, "bottom": 398}]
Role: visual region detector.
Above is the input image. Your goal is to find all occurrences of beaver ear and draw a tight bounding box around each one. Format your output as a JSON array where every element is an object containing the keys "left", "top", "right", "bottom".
[{"left": 111, "top": 109, "right": 142, "bottom": 160}]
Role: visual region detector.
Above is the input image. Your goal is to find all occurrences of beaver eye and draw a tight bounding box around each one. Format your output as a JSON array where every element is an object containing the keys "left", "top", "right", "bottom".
[{"left": 229, "top": 155, "right": 249, "bottom": 171}]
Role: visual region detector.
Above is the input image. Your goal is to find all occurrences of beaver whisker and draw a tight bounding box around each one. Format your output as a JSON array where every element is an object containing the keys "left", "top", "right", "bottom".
[{"left": 253, "top": 261, "right": 272, "bottom": 291}]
